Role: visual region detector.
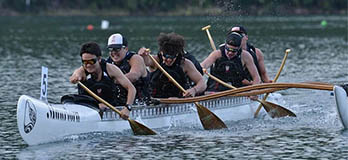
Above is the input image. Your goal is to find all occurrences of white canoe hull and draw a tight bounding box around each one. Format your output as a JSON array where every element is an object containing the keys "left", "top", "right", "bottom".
[
  {"left": 17, "top": 95, "right": 263, "bottom": 145},
  {"left": 334, "top": 86, "right": 348, "bottom": 129}
]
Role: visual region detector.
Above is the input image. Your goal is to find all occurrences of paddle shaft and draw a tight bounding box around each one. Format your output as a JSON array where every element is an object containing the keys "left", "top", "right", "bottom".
[
  {"left": 202, "top": 25, "right": 216, "bottom": 51},
  {"left": 204, "top": 69, "right": 237, "bottom": 89},
  {"left": 78, "top": 82, "right": 123, "bottom": 115},
  {"left": 253, "top": 49, "right": 290, "bottom": 117},
  {"left": 149, "top": 55, "right": 198, "bottom": 104},
  {"left": 149, "top": 55, "right": 186, "bottom": 92},
  {"left": 78, "top": 82, "right": 157, "bottom": 135},
  {"left": 149, "top": 55, "right": 199, "bottom": 105}
]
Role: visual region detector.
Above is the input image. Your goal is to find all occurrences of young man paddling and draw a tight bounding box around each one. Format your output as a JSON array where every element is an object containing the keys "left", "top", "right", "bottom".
[
  {"left": 138, "top": 32, "right": 206, "bottom": 98},
  {"left": 77, "top": 42, "right": 136, "bottom": 119},
  {"left": 71, "top": 33, "right": 151, "bottom": 105},
  {"left": 201, "top": 32, "right": 261, "bottom": 92}
]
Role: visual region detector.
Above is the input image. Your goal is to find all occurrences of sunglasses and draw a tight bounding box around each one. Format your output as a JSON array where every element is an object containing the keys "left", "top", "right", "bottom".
[
  {"left": 162, "top": 52, "right": 178, "bottom": 59},
  {"left": 225, "top": 45, "right": 240, "bottom": 53},
  {"left": 234, "top": 31, "right": 246, "bottom": 36},
  {"left": 108, "top": 47, "right": 122, "bottom": 53},
  {"left": 81, "top": 58, "right": 98, "bottom": 65}
]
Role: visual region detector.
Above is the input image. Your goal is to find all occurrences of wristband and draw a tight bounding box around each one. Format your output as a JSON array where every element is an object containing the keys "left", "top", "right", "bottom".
[{"left": 125, "top": 104, "right": 132, "bottom": 111}]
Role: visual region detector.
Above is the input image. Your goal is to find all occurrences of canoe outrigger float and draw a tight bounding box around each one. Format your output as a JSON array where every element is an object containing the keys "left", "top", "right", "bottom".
[{"left": 334, "top": 85, "right": 348, "bottom": 129}]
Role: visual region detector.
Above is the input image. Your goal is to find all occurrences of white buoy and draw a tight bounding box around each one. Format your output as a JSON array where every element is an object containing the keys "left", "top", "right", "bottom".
[{"left": 101, "top": 20, "right": 109, "bottom": 30}]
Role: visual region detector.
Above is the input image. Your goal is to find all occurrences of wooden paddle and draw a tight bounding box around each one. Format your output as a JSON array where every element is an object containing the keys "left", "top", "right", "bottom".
[
  {"left": 148, "top": 54, "right": 227, "bottom": 130},
  {"left": 203, "top": 69, "right": 296, "bottom": 118},
  {"left": 202, "top": 25, "right": 217, "bottom": 51},
  {"left": 78, "top": 82, "right": 156, "bottom": 135},
  {"left": 254, "top": 49, "right": 291, "bottom": 118}
]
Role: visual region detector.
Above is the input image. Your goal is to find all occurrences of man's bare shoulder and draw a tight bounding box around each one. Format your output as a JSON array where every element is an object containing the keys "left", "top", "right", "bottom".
[{"left": 106, "top": 62, "right": 120, "bottom": 72}]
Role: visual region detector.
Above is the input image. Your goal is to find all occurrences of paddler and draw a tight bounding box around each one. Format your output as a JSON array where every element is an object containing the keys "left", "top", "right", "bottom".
[
  {"left": 201, "top": 31, "right": 261, "bottom": 92},
  {"left": 138, "top": 32, "right": 206, "bottom": 98},
  {"left": 71, "top": 33, "right": 151, "bottom": 105},
  {"left": 230, "top": 26, "right": 272, "bottom": 84},
  {"left": 77, "top": 42, "right": 135, "bottom": 119}
]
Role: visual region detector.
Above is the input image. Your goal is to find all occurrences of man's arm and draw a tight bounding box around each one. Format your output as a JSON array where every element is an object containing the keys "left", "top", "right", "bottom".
[
  {"left": 126, "top": 54, "right": 147, "bottom": 82},
  {"left": 106, "top": 63, "right": 136, "bottom": 105},
  {"left": 70, "top": 66, "right": 86, "bottom": 84},
  {"left": 138, "top": 47, "right": 156, "bottom": 69},
  {"left": 183, "top": 59, "right": 207, "bottom": 97},
  {"left": 200, "top": 50, "right": 221, "bottom": 69},
  {"left": 242, "top": 51, "right": 261, "bottom": 85},
  {"left": 255, "top": 48, "right": 272, "bottom": 83}
]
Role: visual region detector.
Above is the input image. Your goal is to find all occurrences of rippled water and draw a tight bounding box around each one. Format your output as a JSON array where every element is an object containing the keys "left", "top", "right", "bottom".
[{"left": 0, "top": 16, "right": 347, "bottom": 159}]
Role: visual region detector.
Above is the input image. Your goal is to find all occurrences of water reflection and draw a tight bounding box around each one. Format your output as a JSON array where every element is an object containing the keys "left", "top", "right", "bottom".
[{"left": 16, "top": 128, "right": 348, "bottom": 159}]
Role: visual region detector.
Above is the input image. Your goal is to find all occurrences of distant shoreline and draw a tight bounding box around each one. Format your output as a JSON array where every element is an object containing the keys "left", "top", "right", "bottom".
[{"left": 0, "top": 7, "right": 346, "bottom": 16}]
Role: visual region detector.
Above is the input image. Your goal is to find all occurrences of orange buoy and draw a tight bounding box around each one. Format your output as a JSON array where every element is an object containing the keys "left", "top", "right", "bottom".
[{"left": 87, "top": 24, "right": 94, "bottom": 31}]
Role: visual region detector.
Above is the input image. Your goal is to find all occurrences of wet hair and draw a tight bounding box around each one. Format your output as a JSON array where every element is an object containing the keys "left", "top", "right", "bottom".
[
  {"left": 80, "top": 42, "right": 102, "bottom": 57},
  {"left": 157, "top": 32, "right": 185, "bottom": 57},
  {"left": 225, "top": 32, "right": 242, "bottom": 47}
]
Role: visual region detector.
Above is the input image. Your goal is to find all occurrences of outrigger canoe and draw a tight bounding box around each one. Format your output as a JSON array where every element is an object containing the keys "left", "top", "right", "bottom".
[
  {"left": 17, "top": 66, "right": 339, "bottom": 145},
  {"left": 17, "top": 83, "right": 341, "bottom": 145},
  {"left": 17, "top": 94, "right": 263, "bottom": 145}
]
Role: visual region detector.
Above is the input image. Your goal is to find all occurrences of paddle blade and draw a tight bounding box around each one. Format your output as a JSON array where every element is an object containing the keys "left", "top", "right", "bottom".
[
  {"left": 259, "top": 100, "right": 296, "bottom": 118},
  {"left": 195, "top": 102, "right": 227, "bottom": 130},
  {"left": 128, "top": 119, "right": 156, "bottom": 135}
]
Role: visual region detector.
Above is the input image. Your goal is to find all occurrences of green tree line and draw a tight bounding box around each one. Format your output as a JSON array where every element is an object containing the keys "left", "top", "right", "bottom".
[{"left": 0, "top": 0, "right": 346, "bottom": 15}]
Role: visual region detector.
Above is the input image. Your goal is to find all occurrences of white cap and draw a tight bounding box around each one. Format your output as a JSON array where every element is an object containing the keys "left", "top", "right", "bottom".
[{"left": 107, "top": 33, "right": 127, "bottom": 49}]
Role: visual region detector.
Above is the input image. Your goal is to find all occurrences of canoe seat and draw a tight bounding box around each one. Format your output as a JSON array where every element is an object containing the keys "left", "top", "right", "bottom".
[{"left": 61, "top": 94, "right": 99, "bottom": 109}]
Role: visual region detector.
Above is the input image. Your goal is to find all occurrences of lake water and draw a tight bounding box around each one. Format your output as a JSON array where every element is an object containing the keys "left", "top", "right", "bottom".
[{"left": 0, "top": 15, "right": 347, "bottom": 159}]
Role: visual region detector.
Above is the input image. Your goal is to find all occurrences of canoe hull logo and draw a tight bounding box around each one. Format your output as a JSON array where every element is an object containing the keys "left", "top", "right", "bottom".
[{"left": 23, "top": 100, "right": 37, "bottom": 134}]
